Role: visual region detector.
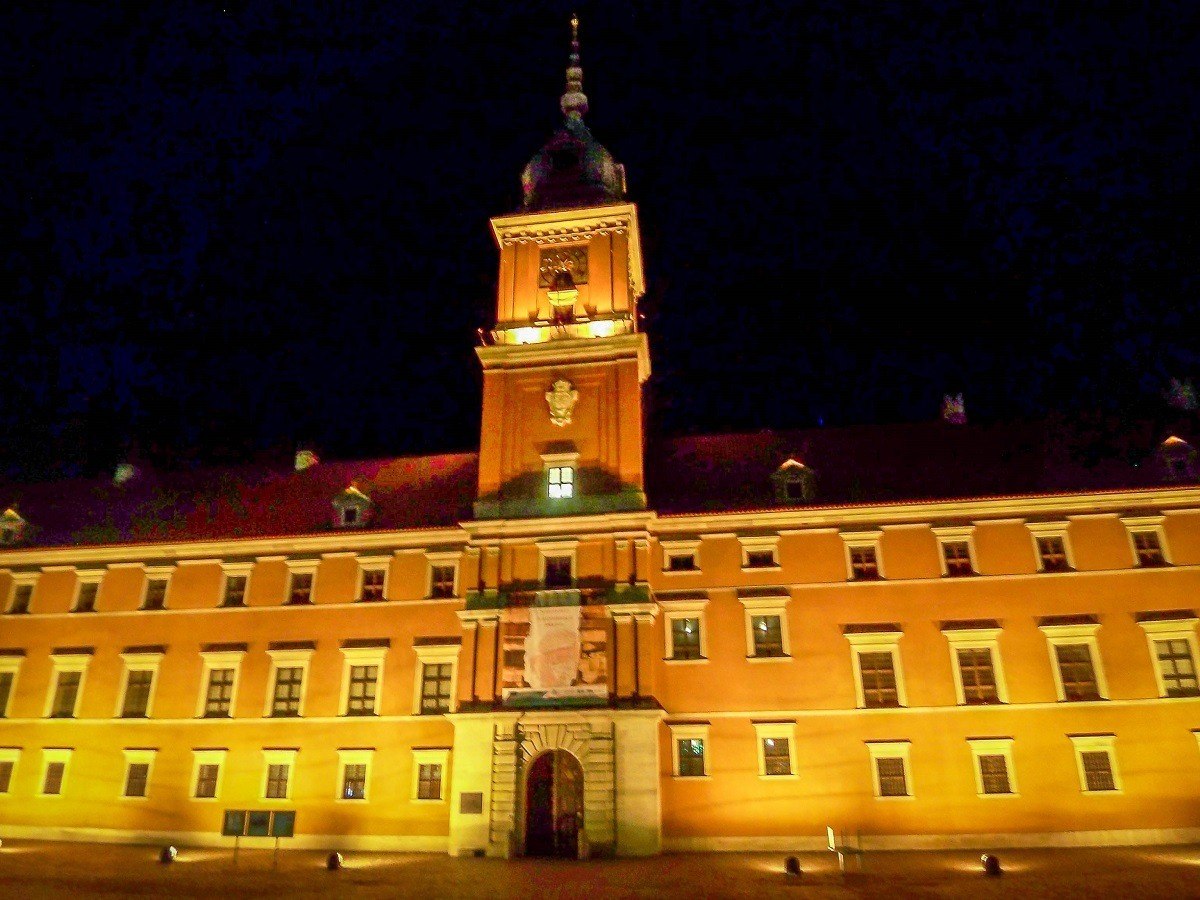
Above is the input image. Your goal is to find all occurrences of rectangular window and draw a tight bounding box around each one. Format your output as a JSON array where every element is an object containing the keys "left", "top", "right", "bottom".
[
  {"left": 751, "top": 615, "right": 784, "bottom": 657},
  {"left": 195, "top": 763, "right": 220, "bottom": 799},
  {"left": 1081, "top": 751, "right": 1116, "bottom": 792},
  {"left": 9, "top": 584, "right": 32, "bottom": 615},
  {"left": 271, "top": 667, "right": 304, "bottom": 717},
  {"left": 745, "top": 550, "right": 776, "bottom": 569},
  {"left": 142, "top": 578, "right": 168, "bottom": 610},
  {"left": 1055, "top": 644, "right": 1100, "bottom": 701},
  {"left": 420, "top": 663, "right": 453, "bottom": 714},
  {"left": 849, "top": 545, "right": 880, "bottom": 580},
  {"left": 977, "top": 753, "right": 1012, "bottom": 795},
  {"left": 1132, "top": 531, "right": 1166, "bottom": 567},
  {"left": 1154, "top": 639, "right": 1199, "bottom": 697},
  {"left": 548, "top": 466, "right": 574, "bottom": 499},
  {"left": 942, "top": 541, "right": 974, "bottom": 576},
  {"left": 671, "top": 618, "right": 703, "bottom": 660},
  {"left": 346, "top": 665, "right": 378, "bottom": 715},
  {"left": 360, "top": 569, "right": 385, "bottom": 602},
  {"left": 204, "top": 668, "right": 235, "bottom": 717},
  {"left": 1036, "top": 535, "right": 1070, "bottom": 572},
  {"left": 677, "top": 739, "right": 705, "bottom": 777},
  {"left": 265, "top": 763, "right": 290, "bottom": 799},
  {"left": 43, "top": 761, "right": 66, "bottom": 795},
  {"left": 666, "top": 552, "right": 697, "bottom": 572},
  {"left": 342, "top": 763, "right": 367, "bottom": 800},
  {"left": 123, "top": 762, "right": 150, "bottom": 798},
  {"left": 50, "top": 671, "right": 81, "bottom": 718},
  {"left": 121, "top": 671, "right": 154, "bottom": 718},
  {"left": 544, "top": 556, "right": 573, "bottom": 588},
  {"left": 430, "top": 565, "right": 456, "bottom": 599},
  {"left": 74, "top": 582, "right": 98, "bottom": 612},
  {"left": 956, "top": 647, "right": 999, "bottom": 704},
  {"left": 222, "top": 575, "right": 248, "bottom": 607},
  {"left": 858, "top": 651, "right": 900, "bottom": 708},
  {"left": 287, "top": 573, "right": 313, "bottom": 605},
  {"left": 0, "top": 671, "right": 13, "bottom": 717},
  {"left": 875, "top": 757, "right": 908, "bottom": 797},
  {"left": 762, "top": 737, "right": 792, "bottom": 776},
  {"left": 0, "top": 760, "right": 13, "bottom": 793},
  {"left": 416, "top": 763, "right": 443, "bottom": 800}
]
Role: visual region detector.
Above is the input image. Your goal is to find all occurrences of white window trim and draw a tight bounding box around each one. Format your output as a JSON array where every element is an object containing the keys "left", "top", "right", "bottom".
[
  {"left": 412, "top": 643, "right": 460, "bottom": 715},
  {"left": 264, "top": 648, "right": 314, "bottom": 717},
  {"left": 1027, "top": 521, "right": 1075, "bottom": 571},
  {"left": 666, "top": 722, "right": 711, "bottom": 779},
  {"left": 284, "top": 559, "right": 320, "bottom": 605},
  {"left": 542, "top": 451, "right": 580, "bottom": 500},
  {"left": 261, "top": 748, "right": 298, "bottom": 801},
  {"left": 967, "top": 737, "right": 1018, "bottom": 797},
  {"left": 1068, "top": 733, "right": 1122, "bottom": 794},
  {"left": 44, "top": 653, "right": 91, "bottom": 719},
  {"left": 411, "top": 747, "right": 450, "bottom": 802},
  {"left": 120, "top": 748, "right": 157, "bottom": 800},
  {"left": 425, "top": 551, "right": 461, "bottom": 600},
  {"left": 738, "top": 534, "right": 781, "bottom": 571},
  {"left": 660, "top": 539, "right": 701, "bottom": 574},
  {"left": 356, "top": 554, "right": 391, "bottom": 602},
  {"left": 139, "top": 565, "right": 175, "bottom": 610},
  {"left": 1040, "top": 622, "right": 1109, "bottom": 701},
  {"left": 660, "top": 598, "right": 709, "bottom": 663},
  {"left": 942, "top": 627, "right": 1009, "bottom": 705},
  {"left": 536, "top": 538, "right": 578, "bottom": 587},
  {"left": 340, "top": 646, "right": 387, "bottom": 716},
  {"left": 116, "top": 650, "right": 164, "bottom": 718},
  {"left": 196, "top": 650, "right": 245, "bottom": 718},
  {"left": 190, "top": 748, "right": 227, "bottom": 801},
  {"left": 72, "top": 569, "right": 105, "bottom": 612},
  {"left": 932, "top": 525, "right": 977, "bottom": 576},
  {"left": 840, "top": 530, "right": 884, "bottom": 581},
  {"left": 0, "top": 747, "right": 20, "bottom": 795},
  {"left": 39, "top": 747, "right": 72, "bottom": 797},
  {"left": 7, "top": 572, "right": 38, "bottom": 613},
  {"left": 219, "top": 561, "right": 254, "bottom": 607},
  {"left": 866, "top": 740, "right": 913, "bottom": 799},
  {"left": 753, "top": 721, "right": 798, "bottom": 779},
  {"left": 846, "top": 630, "right": 907, "bottom": 708},
  {"left": 1120, "top": 515, "right": 1172, "bottom": 566},
  {"left": 0, "top": 655, "right": 22, "bottom": 718},
  {"left": 1137, "top": 616, "right": 1200, "bottom": 698},
  {"left": 337, "top": 748, "right": 375, "bottom": 802},
  {"left": 740, "top": 594, "right": 791, "bottom": 661}
]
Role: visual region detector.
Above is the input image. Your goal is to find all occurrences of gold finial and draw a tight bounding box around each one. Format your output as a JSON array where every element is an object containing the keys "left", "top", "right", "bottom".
[{"left": 571, "top": 13, "right": 579, "bottom": 39}]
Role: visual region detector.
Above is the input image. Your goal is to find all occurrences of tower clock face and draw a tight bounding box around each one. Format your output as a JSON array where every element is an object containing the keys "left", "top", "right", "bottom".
[{"left": 538, "top": 247, "right": 588, "bottom": 288}]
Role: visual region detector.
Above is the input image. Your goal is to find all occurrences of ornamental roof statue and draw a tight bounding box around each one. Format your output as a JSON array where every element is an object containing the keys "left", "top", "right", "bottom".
[{"left": 521, "top": 15, "right": 627, "bottom": 212}]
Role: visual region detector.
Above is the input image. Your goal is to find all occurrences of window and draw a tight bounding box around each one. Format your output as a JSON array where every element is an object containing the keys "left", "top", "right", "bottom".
[
  {"left": 1040, "top": 619, "right": 1108, "bottom": 702},
  {"left": 272, "top": 668, "right": 304, "bottom": 716},
  {"left": 1028, "top": 521, "right": 1074, "bottom": 572},
  {"left": 967, "top": 738, "right": 1017, "bottom": 797},
  {"left": 191, "top": 749, "right": 226, "bottom": 800},
  {"left": 661, "top": 540, "right": 701, "bottom": 573},
  {"left": 121, "top": 671, "right": 154, "bottom": 718},
  {"left": 261, "top": 749, "right": 297, "bottom": 800},
  {"left": 846, "top": 627, "right": 906, "bottom": 708},
  {"left": 429, "top": 564, "right": 457, "bottom": 599},
  {"left": 662, "top": 598, "right": 708, "bottom": 663},
  {"left": 0, "top": 749, "right": 17, "bottom": 794},
  {"left": 357, "top": 557, "right": 389, "bottom": 602},
  {"left": 956, "top": 648, "right": 1000, "bottom": 704},
  {"left": 204, "top": 668, "right": 236, "bottom": 717},
  {"left": 1069, "top": 734, "right": 1121, "bottom": 793},
  {"left": 41, "top": 753, "right": 69, "bottom": 796},
  {"left": 942, "top": 623, "right": 1008, "bottom": 705},
  {"left": 123, "top": 762, "right": 151, "bottom": 798},
  {"left": 867, "top": 742, "right": 912, "bottom": 798},
  {"left": 343, "top": 665, "right": 377, "bottom": 715},
  {"left": 413, "top": 642, "right": 459, "bottom": 715},
  {"left": 754, "top": 722, "right": 797, "bottom": 778},
  {"left": 544, "top": 556, "right": 573, "bottom": 588},
  {"left": 841, "top": 531, "right": 884, "bottom": 581},
  {"left": 740, "top": 594, "right": 791, "bottom": 660},
  {"left": 285, "top": 570, "right": 315, "bottom": 605},
  {"left": 548, "top": 465, "right": 574, "bottom": 499},
  {"left": 672, "top": 618, "right": 702, "bottom": 659},
  {"left": 197, "top": 647, "right": 244, "bottom": 718},
  {"left": 411, "top": 748, "right": 450, "bottom": 801},
  {"left": 7, "top": 581, "right": 34, "bottom": 615},
  {"left": 73, "top": 579, "right": 100, "bottom": 613},
  {"left": 739, "top": 535, "right": 780, "bottom": 570},
  {"left": 46, "top": 651, "right": 91, "bottom": 719},
  {"left": 1121, "top": 516, "right": 1171, "bottom": 567},
  {"left": 220, "top": 563, "right": 251, "bottom": 607},
  {"left": 0, "top": 656, "right": 20, "bottom": 717},
  {"left": 668, "top": 723, "right": 710, "bottom": 778},
  {"left": 341, "top": 642, "right": 387, "bottom": 716},
  {"left": 933, "top": 526, "right": 976, "bottom": 576},
  {"left": 50, "top": 672, "right": 82, "bottom": 718},
  {"left": 1137, "top": 615, "right": 1200, "bottom": 698},
  {"left": 141, "top": 577, "right": 169, "bottom": 611},
  {"left": 342, "top": 764, "right": 367, "bottom": 799}
]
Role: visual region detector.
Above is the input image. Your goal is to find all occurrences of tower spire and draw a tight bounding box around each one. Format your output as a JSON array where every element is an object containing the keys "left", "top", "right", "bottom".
[{"left": 560, "top": 14, "right": 588, "bottom": 119}]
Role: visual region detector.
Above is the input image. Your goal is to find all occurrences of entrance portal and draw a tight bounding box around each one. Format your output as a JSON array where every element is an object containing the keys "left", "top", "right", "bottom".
[{"left": 524, "top": 749, "right": 583, "bottom": 857}]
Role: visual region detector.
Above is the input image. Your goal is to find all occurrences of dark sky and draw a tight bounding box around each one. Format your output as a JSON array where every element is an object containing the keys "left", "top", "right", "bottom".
[{"left": 3, "top": 1, "right": 1198, "bottom": 480}]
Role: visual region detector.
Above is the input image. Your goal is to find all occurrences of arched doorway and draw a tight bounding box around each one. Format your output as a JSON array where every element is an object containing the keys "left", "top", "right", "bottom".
[{"left": 524, "top": 749, "right": 584, "bottom": 857}]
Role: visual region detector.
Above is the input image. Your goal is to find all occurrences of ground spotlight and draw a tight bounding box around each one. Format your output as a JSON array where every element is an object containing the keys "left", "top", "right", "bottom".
[
  {"left": 981, "top": 853, "right": 1001, "bottom": 877},
  {"left": 784, "top": 855, "right": 802, "bottom": 876},
  {"left": 326, "top": 851, "right": 344, "bottom": 871},
  {"left": 159, "top": 845, "right": 177, "bottom": 864}
]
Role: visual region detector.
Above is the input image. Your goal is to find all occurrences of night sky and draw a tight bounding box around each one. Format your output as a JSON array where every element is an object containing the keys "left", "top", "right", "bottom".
[{"left": 3, "top": 1, "right": 1198, "bottom": 481}]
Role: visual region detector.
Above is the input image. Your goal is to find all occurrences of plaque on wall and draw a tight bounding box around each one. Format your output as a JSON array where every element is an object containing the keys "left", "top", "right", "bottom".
[
  {"left": 460, "top": 792, "right": 484, "bottom": 815},
  {"left": 538, "top": 246, "right": 588, "bottom": 287}
]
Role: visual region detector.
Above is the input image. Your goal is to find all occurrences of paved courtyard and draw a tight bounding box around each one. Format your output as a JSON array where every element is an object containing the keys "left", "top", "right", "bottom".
[{"left": 0, "top": 841, "right": 1198, "bottom": 898}]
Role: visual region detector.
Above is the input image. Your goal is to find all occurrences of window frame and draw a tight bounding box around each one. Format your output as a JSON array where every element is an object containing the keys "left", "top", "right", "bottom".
[
  {"left": 120, "top": 748, "right": 156, "bottom": 800},
  {"left": 942, "top": 626, "right": 1009, "bottom": 705},
  {"left": 283, "top": 560, "right": 319, "bottom": 606},
  {"left": 542, "top": 451, "right": 579, "bottom": 501},
  {"left": 0, "top": 654, "right": 22, "bottom": 718},
  {"left": 667, "top": 722, "right": 710, "bottom": 779},
  {"left": 1137, "top": 615, "right": 1200, "bottom": 698},
  {"left": 840, "top": 530, "right": 884, "bottom": 581},
  {"left": 340, "top": 645, "right": 387, "bottom": 716},
  {"left": 740, "top": 594, "right": 791, "bottom": 661},
  {"left": 753, "top": 721, "right": 798, "bottom": 779},
  {"left": 660, "top": 598, "right": 709, "bottom": 663},
  {"left": 356, "top": 554, "right": 390, "bottom": 603},
  {"left": 337, "top": 748, "right": 375, "bottom": 802},
  {"left": 537, "top": 539, "right": 578, "bottom": 590},
  {"left": 426, "top": 551, "right": 460, "bottom": 600},
  {"left": 1120, "top": 515, "right": 1172, "bottom": 567},
  {"left": 116, "top": 650, "right": 164, "bottom": 719},
  {"left": 660, "top": 539, "right": 701, "bottom": 574},
  {"left": 139, "top": 565, "right": 174, "bottom": 611},
  {"left": 39, "top": 747, "right": 72, "bottom": 798},
  {"left": 412, "top": 643, "right": 459, "bottom": 715},
  {"left": 410, "top": 747, "right": 450, "bottom": 802},
  {"left": 219, "top": 561, "right": 253, "bottom": 608},
  {"left": 846, "top": 629, "right": 907, "bottom": 708},
  {"left": 44, "top": 652, "right": 91, "bottom": 719},
  {"left": 967, "top": 737, "right": 1018, "bottom": 797},
  {"left": 72, "top": 570, "right": 104, "bottom": 613},
  {"left": 1040, "top": 621, "right": 1109, "bottom": 702},
  {"left": 1027, "top": 521, "right": 1075, "bottom": 572},
  {"left": 190, "top": 748, "right": 227, "bottom": 801},
  {"left": 6, "top": 573, "right": 37, "bottom": 615},
  {"left": 1068, "top": 734, "right": 1122, "bottom": 794},
  {"left": 866, "top": 740, "right": 913, "bottom": 800},
  {"left": 0, "top": 747, "right": 19, "bottom": 795},
  {"left": 196, "top": 649, "right": 245, "bottom": 718},
  {"left": 738, "top": 534, "right": 781, "bottom": 571},
  {"left": 932, "top": 525, "right": 977, "bottom": 577},
  {"left": 261, "top": 748, "right": 298, "bottom": 802},
  {"left": 264, "top": 648, "right": 314, "bottom": 718}
]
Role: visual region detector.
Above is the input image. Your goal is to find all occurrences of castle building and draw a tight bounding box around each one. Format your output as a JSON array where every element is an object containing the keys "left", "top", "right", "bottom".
[{"left": 1, "top": 20, "right": 1199, "bottom": 857}]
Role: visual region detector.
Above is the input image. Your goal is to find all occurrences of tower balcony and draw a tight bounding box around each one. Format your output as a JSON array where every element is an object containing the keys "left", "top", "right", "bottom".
[{"left": 489, "top": 312, "right": 635, "bottom": 347}]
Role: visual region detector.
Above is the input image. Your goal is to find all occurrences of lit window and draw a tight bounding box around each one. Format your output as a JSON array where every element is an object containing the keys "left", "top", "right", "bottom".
[
  {"left": 411, "top": 748, "right": 450, "bottom": 801},
  {"left": 867, "top": 742, "right": 912, "bottom": 798},
  {"left": 741, "top": 595, "right": 791, "bottom": 660},
  {"left": 662, "top": 598, "right": 708, "bottom": 663},
  {"left": 1036, "top": 536, "right": 1070, "bottom": 571},
  {"left": 548, "top": 466, "right": 574, "bottom": 499},
  {"left": 678, "top": 739, "right": 705, "bottom": 777},
  {"left": 342, "top": 764, "right": 367, "bottom": 800},
  {"left": 420, "top": 663, "right": 453, "bottom": 714},
  {"left": 942, "top": 541, "right": 973, "bottom": 576},
  {"left": 667, "top": 723, "right": 709, "bottom": 778},
  {"left": 360, "top": 567, "right": 386, "bottom": 602},
  {"left": 1121, "top": 516, "right": 1171, "bottom": 567},
  {"left": 265, "top": 763, "right": 290, "bottom": 799},
  {"left": 346, "top": 665, "right": 379, "bottom": 715},
  {"left": 1069, "top": 734, "right": 1121, "bottom": 793},
  {"left": 204, "top": 668, "right": 235, "bottom": 717},
  {"left": 430, "top": 564, "right": 457, "bottom": 598},
  {"left": 417, "top": 764, "right": 442, "bottom": 800},
  {"left": 671, "top": 618, "right": 702, "bottom": 660},
  {"left": 751, "top": 615, "right": 785, "bottom": 658},
  {"left": 967, "top": 738, "right": 1017, "bottom": 797},
  {"left": 754, "top": 722, "right": 797, "bottom": 777},
  {"left": 849, "top": 546, "right": 880, "bottom": 580},
  {"left": 271, "top": 667, "right": 304, "bottom": 717}
]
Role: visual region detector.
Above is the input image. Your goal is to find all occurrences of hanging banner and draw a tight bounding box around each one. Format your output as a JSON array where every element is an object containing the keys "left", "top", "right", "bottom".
[
  {"left": 504, "top": 604, "right": 607, "bottom": 705},
  {"left": 525, "top": 604, "right": 581, "bottom": 690}
]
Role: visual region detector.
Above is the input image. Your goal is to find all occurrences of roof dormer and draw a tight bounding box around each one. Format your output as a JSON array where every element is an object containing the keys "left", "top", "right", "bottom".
[
  {"left": 332, "top": 484, "right": 373, "bottom": 528},
  {"left": 1159, "top": 436, "right": 1197, "bottom": 483},
  {"left": 0, "top": 507, "right": 28, "bottom": 546},
  {"left": 771, "top": 459, "right": 816, "bottom": 505}
]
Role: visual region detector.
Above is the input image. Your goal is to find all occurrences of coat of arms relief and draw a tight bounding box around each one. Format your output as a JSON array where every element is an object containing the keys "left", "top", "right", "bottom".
[{"left": 546, "top": 378, "right": 579, "bottom": 427}]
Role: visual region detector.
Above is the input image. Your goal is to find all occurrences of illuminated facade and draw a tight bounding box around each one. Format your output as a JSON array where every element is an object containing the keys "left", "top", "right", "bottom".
[{"left": 2, "top": 20, "right": 1199, "bottom": 857}]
